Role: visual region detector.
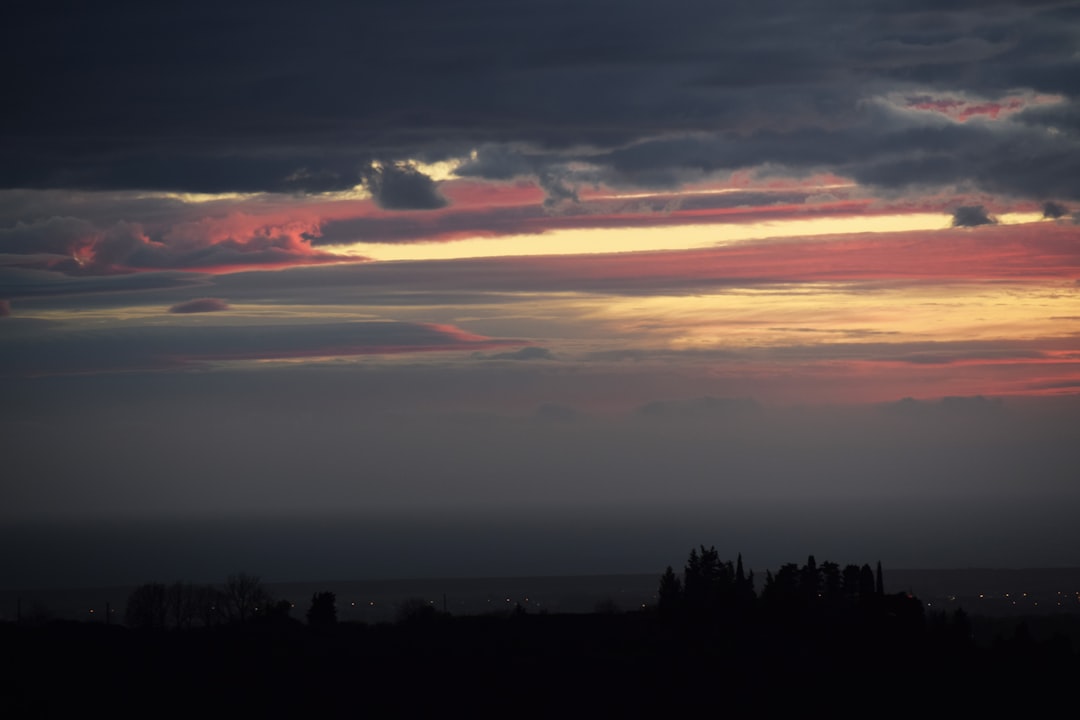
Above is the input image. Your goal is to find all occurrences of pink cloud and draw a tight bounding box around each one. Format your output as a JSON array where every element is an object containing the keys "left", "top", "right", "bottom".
[
  {"left": 439, "top": 180, "right": 548, "bottom": 208},
  {"left": 32, "top": 217, "right": 349, "bottom": 276},
  {"left": 510, "top": 223, "right": 1080, "bottom": 286},
  {"left": 0, "top": 175, "right": 1059, "bottom": 283},
  {"left": 904, "top": 93, "right": 1062, "bottom": 122}
]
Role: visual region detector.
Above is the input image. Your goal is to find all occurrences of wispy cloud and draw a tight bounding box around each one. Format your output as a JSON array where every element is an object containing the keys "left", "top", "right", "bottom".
[
  {"left": 0, "top": 321, "right": 524, "bottom": 377},
  {"left": 168, "top": 297, "right": 230, "bottom": 314}
]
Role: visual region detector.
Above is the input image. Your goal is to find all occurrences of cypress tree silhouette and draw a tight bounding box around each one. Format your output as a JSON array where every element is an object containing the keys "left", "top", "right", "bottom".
[
  {"left": 683, "top": 546, "right": 710, "bottom": 613},
  {"left": 657, "top": 566, "right": 683, "bottom": 614},
  {"left": 821, "top": 561, "right": 842, "bottom": 604},
  {"left": 734, "top": 553, "right": 755, "bottom": 606},
  {"left": 859, "top": 564, "right": 876, "bottom": 601},
  {"left": 842, "top": 564, "right": 862, "bottom": 602},
  {"left": 800, "top": 555, "right": 820, "bottom": 602}
]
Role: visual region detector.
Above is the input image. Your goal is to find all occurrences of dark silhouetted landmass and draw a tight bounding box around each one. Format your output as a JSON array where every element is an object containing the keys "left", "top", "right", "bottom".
[{"left": 4, "top": 555, "right": 1079, "bottom": 716}]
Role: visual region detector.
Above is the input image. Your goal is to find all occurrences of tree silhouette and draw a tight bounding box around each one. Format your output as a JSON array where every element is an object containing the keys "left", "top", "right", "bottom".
[
  {"left": 125, "top": 582, "right": 168, "bottom": 630},
  {"left": 683, "top": 545, "right": 734, "bottom": 614},
  {"left": 858, "top": 564, "right": 876, "bottom": 601},
  {"left": 395, "top": 597, "right": 445, "bottom": 625},
  {"left": 762, "top": 562, "right": 800, "bottom": 606},
  {"left": 842, "top": 564, "right": 862, "bottom": 602},
  {"left": 167, "top": 582, "right": 198, "bottom": 631},
  {"left": 821, "top": 561, "right": 842, "bottom": 604},
  {"left": 800, "top": 555, "right": 820, "bottom": 603},
  {"left": 222, "top": 572, "right": 271, "bottom": 624},
  {"left": 657, "top": 566, "right": 683, "bottom": 614},
  {"left": 124, "top": 581, "right": 227, "bottom": 630},
  {"left": 307, "top": 591, "right": 337, "bottom": 628},
  {"left": 734, "top": 553, "right": 755, "bottom": 606},
  {"left": 195, "top": 584, "right": 223, "bottom": 628}
]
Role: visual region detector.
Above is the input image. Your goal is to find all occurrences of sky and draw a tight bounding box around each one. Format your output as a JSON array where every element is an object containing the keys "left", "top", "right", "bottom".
[{"left": 3, "top": 0, "right": 1080, "bottom": 589}]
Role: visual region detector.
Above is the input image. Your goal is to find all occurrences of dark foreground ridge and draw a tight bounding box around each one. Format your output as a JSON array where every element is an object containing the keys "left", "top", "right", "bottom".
[{"left": 5, "top": 552, "right": 1079, "bottom": 717}]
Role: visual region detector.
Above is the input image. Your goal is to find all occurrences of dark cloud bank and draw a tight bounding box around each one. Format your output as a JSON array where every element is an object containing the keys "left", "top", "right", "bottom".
[{"left": 3, "top": 1, "right": 1078, "bottom": 204}]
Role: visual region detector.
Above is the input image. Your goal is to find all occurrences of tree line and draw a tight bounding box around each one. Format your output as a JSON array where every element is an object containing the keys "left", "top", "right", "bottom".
[
  {"left": 123, "top": 573, "right": 338, "bottom": 630},
  {"left": 656, "top": 546, "right": 920, "bottom": 625},
  {"left": 123, "top": 551, "right": 912, "bottom": 631}
]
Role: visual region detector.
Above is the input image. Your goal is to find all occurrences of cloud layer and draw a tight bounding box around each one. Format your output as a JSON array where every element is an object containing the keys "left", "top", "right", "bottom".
[
  {"left": 3, "top": 1, "right": 1080, "bottom": 582},
  {"left": 3, "top": 2, "right": 1078, "bottom": 204}
]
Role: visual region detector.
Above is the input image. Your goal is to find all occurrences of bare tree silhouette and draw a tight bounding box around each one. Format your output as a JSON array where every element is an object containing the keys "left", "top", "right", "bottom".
[
  {"left": 222, "top": 573, "right": 271, "bottom": 624},
  {"left": 125, "top": 582, "right": 168, "bottom": 630}
]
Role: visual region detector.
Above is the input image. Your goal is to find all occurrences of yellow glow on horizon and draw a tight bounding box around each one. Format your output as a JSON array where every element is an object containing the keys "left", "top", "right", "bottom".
[
  {"left": 999, "top": 212, "right": 1044, "bottom": 225},
  {"left": 326, "top": 212, "right": 955, "bottom": 262},
  {"left": 588, "top": 182, "right": 857, "bottom": 201},
  {"left": 135, "top": 191, "right": 263, "bottom": 204},
  {"left": 583, "top": 282, "right": 1080, "bottom": 353}
]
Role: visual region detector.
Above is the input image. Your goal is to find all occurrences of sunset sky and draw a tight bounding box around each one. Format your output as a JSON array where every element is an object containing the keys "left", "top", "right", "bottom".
[{"left": 4, "top": 1, "right": 1080, "bottom": 588}]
